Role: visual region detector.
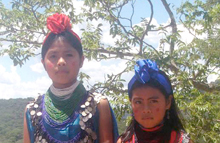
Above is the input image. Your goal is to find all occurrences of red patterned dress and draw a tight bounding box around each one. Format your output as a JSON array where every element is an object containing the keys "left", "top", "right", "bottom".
[{"left": 125, "top": 123, "right": 190, "bottom": 143}]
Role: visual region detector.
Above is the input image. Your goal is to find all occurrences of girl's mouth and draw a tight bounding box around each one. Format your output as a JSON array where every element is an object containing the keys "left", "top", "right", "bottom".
[
  {"left": 57, "top": 70, "right": 68, "bottom": 74},
  {"left": 142, "top": 117, "right": 153, "bottom": 120}
]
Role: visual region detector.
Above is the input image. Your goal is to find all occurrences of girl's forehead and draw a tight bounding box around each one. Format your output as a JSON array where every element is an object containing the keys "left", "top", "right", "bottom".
[
  {"left": 47, "top": 39, "right": 75, "bottom": 51},
  {"left": 50, "top": 38, "right": 72, "bottom": 47},
  {"left": 132, "top": 86, "right": 165, "bottom": 99},
  {"left": 47, "top": 45, "right": 75, "bottom": 52}
]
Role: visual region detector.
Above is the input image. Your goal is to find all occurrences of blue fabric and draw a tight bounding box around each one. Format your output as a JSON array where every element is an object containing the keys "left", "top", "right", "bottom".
[
  {"left": 26, "top": 109, "right": 35, "bottom": 143},
  {"left": 26, "top": 98, "right": 119, "bottom": 143},
  {"left": 93, "top": 105, "right": 119, "bottom": 143},
  {"left": 110, "top": 107, "right": 119, "bottom": 143},
  {"left": 42, "top": 113, "right": 81, "bottom": 141},
  {"left": 128, "top": 59, "right": 172, "bottom": 98}
]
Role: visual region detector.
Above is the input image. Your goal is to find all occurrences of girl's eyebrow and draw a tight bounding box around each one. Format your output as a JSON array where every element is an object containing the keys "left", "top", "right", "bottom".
[
  {"left": 47, "top": 49, "right": 75, "bottom": 54},
  {"left": 47, "top": 51, "right": 57, "bottom": 54},
  {"left": 147, "top": 96, "right": 159, "bottom": 100},
  {"left": 64, "top": 49, "right": 75, "bottom": 53},
  {"left": 132, "top": 97, "right": 144, "bottom": 100}
]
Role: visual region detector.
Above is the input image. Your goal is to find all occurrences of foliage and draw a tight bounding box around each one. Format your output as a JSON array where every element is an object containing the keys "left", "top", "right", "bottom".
[
  {"left": 0, "top": 0, "right": 220, "bottom": 142},
  {"left": 0, "top": 98, "right": 32, "bottom": 143}
]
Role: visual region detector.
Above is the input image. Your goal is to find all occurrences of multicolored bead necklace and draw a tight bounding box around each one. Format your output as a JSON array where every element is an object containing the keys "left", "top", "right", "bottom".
[{"left": 44, "top": 83, "right": 87, "bottom": 122}]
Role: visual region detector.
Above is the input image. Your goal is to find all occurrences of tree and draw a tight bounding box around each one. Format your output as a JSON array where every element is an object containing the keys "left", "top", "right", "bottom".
[{"left": 0, "top": 0, "right": 219, "bottom": 142}]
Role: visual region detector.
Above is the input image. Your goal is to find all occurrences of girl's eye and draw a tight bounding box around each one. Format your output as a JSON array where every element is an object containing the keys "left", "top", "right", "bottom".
[
  {"left": 66, "top": 54, "right": 73, "bottom": 57},
  {"left": 50, "top": 55, "right": 56, "bottom": 59},
  {"left": 135, "top": 101, "right": 142, "bottom": 104},
  {"left": 150, "top": 100, "right": 158, "bottom": 103}
]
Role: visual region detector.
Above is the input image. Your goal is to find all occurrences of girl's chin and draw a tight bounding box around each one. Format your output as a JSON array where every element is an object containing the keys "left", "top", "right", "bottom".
[
  {"left": 52, "top": 81, "right": 75, "bottom": 88},
  {"left": 138, "top": 122, "right": 158, "bottom": 129},
  {"left": 141, "top": 125, "right": 155, "bottom": 129}
]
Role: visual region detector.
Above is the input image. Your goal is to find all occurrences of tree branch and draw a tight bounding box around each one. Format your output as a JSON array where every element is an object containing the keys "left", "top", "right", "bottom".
[
  {"left": 30, "top": 4, "right": 46, "bottom": 35},
  {"left": 194, "top": 57, "right": 211, "bottom": 79},
  {"left": 148, "top": 24, "right": 172, "bottom": 32},
  {"left": 191, "top": 80, "right": 220, "bottom": 92},
  {"left": 139, "top": 0, "right": 154, "bottom": 55},
  {"left": 84, "top": 48, "right": 134, "bottom": 57},
  {"left": 103, "top": 1, "right": 161, "bottom": 58},
  {"left": 0, "top": 38, "right": 41, "bottom": 45},
  {"left": 179, "top": 14, "right": 198, "bottom": 39},
  {"left": 92, "top": 65, "right": 129, "bottom": 94},
  {"left": 0, "top": 23, "right": 44, "bottom": 35},
  {"left": 161, "top": 0, "right": 177, "bottom": 56}
]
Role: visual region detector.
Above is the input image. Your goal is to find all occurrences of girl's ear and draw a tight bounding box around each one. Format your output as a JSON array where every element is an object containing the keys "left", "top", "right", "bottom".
[{"left": 166, "top": 95, "right": 173, "bottom": 110}]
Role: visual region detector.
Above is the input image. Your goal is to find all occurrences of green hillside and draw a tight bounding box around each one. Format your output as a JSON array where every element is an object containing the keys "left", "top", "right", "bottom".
[{"left": 0, "top": 98, "right": 33, "bottom": 143}]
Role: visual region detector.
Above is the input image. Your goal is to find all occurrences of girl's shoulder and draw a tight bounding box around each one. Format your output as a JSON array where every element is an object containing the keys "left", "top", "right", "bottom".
[
  {"left": 90, "top": 92, "right": 107, "bottom": 104},
  {"left": 170, "top": 130, "right": 191, "bottom": 143},
  {"left": 26, "top": 94, "right": 43, "bottom": 112},
  {"left": 179, "top": 130, "right": 192, "bottom": 143},
  {"left": 89, "top": 92, "right": 111, "bottom": 115},
  {"left": 88, "top": 92, "right": 110, "bottom": 110}
]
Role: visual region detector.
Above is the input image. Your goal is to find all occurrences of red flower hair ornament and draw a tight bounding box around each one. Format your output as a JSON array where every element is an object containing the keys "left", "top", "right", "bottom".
[
  {"left": 43, "top": 13, "right": 81, "bottom": 43},
  {"left": 47, "top": 13, "right": 72, "bottom": 34}
]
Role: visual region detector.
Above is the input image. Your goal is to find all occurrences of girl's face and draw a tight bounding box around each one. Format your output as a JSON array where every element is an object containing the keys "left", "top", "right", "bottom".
[
  {"left": 42, "top": 38, "right": 84, "bottom": 88},
  {"left": 131, "top": 86, "right": 171, "bottom": 128}
]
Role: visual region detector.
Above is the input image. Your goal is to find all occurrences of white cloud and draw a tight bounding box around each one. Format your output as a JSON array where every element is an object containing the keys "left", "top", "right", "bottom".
[
  {"left": 207, "top": 68, "right": 220, "bottom": 83},
  {"left": 134, "top": 18, "right": 162, "bottom": 46},
  {"left": 0, "top": 76, "right": 51, "bottom": 99},
  {"left": 0, "top": 65, "right": 20, "bottom": 84},
  {"left": 207, "top": 74, "right": 219, "bottom": 83},
  {"left": 70, "top": 0, "right": 85, "bottom": 15},
  {"left": 178, "top": 24, "right": 194, "bottom": 44},
  {"left": 0, "top": 62, "right": 51, "bottom": 99},
  {"left": 30, "top": 62, "right": 44, "bottom": 73},
  {"left": 102, "top": 30, "right": 120, "bottom": 46},
  {"left": 81, "top": 59, "right": 128, "bottom": 85}
]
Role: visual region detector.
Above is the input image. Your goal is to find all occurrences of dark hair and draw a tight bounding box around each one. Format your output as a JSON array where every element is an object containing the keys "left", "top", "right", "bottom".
[
  {"left": 120, "top": 71, "right": 185, "bottom": 142},
  {"left": 41, "top": 31, "right": 83, "bottom": 60}
]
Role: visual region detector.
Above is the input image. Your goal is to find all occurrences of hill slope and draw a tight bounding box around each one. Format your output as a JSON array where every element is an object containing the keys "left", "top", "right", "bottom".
[{"left": 0, "top": 98, "right": 33, "bottom": 143}]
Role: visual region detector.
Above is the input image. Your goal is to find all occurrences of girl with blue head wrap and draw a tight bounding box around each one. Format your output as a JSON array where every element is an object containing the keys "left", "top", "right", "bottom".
[{"left": 117, "top": 59, "right": 192, "bottom": 143}]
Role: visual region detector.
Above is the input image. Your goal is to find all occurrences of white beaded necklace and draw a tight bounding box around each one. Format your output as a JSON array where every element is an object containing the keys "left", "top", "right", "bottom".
[{"left": 50, "top": 81, "right": 79, "bottom": 97}]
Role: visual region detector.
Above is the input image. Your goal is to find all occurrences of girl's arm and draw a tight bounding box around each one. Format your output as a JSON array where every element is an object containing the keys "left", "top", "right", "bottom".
[
  {"left": 23, "top": 107, "right": 31, "bottom": 143},
  {"left": 116, "top": 138, "right": 122, "bottom": 143},
  {"left": 98, "top": 98, "right": 114, "bottom": 143}
]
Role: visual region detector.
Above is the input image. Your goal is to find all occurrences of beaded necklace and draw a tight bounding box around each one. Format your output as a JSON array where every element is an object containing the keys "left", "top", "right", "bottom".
[
  {"left": 44, "top": 83, "right": 87, "bottom": 122},
  {"left": 50, "top": 81, "right": 79, "bottom": 97}
]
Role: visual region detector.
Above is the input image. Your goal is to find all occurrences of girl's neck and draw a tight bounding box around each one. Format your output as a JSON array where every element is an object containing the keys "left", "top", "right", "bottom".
[
  {"left": 135, "top": 121, "right": 170, "bottom": 143},
  {"left": 50, "top": 80, "right": 79, "bottom": 97},
  {"left": 138, "top": 121, "right": 164, "bottom": 132}
]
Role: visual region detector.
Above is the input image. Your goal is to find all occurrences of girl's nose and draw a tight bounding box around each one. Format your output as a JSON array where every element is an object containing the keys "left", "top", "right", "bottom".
[
  {"left": 143, "top": 105, "right": 151, "bottom": 113},
  {"left": 57, "top": 57, "right": 66, "bottom": 66}
]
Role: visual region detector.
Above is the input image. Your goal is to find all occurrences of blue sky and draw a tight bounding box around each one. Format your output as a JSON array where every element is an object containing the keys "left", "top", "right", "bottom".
[{"left": 1, "top": 0, "right": 216, "bottom": 99}]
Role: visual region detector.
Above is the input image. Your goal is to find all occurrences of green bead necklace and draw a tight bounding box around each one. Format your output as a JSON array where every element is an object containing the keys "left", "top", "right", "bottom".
[{"left": 44, "top": 83, "right": 87, "bottom": 122}]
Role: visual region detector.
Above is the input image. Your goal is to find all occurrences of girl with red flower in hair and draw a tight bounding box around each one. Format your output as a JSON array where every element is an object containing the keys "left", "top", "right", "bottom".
[
  {"left": 23, "top": 13, "right": 118, "bottom": 143},
  {"left": 117, "top": 59, "right": 192, "bottom": 143}
]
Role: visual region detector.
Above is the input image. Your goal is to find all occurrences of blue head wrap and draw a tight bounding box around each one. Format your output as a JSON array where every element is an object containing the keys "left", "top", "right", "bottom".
[{"left": 128, "top": 59, "right": 172, "bottom": 99}]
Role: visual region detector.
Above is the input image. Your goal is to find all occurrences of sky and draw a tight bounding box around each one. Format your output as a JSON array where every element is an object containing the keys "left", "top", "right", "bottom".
[{"left": 0, "top": 0, "right": 217, "bottom": 99}]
